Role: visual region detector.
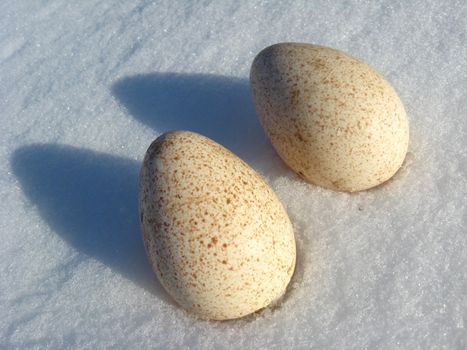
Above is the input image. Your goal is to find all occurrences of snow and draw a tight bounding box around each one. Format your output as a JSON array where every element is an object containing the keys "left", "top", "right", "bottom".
[{"left": 1, "top": 1, "right": 466, "bottom": 349}]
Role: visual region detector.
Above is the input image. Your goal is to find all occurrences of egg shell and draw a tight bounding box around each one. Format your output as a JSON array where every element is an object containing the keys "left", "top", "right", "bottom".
[
  {"left": 139, "top": 131, "right": 296, "bottom": 320},
  {"left": 250, "top": 43, "right": 409, "bottom": 192}
]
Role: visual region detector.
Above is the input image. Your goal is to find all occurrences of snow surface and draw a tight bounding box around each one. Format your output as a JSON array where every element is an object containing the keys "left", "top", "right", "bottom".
[{"left": 1, "top": 1, "right": 466, "bottom": 349}]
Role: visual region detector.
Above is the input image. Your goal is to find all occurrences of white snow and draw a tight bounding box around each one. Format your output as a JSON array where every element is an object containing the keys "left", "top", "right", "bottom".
[{"left": 1, "top": 1, "right": 466, "bottom": 349}]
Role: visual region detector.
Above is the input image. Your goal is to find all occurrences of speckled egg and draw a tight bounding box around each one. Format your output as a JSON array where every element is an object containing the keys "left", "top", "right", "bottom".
[
  {"left": 250, "top": 43, "right": 409, "bottom": 192},
  {"left": 139, "top": 131, "right": 296, "bottom": 320}
]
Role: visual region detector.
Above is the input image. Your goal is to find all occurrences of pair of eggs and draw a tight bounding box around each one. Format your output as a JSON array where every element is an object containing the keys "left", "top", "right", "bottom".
[{"left": 139, "top": 43, "right": 409, "bottom": 320}]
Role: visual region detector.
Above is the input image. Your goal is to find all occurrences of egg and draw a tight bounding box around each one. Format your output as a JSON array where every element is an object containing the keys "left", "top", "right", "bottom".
[
  {"left": 250, "top": 43, "right": 409, "bottom": 192},
  {"left": 139, "top": 131, "right": 296, "bottom": 320}
]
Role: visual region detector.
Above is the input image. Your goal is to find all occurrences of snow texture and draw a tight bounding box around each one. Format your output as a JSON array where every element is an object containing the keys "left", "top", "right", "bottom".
[{"left": 1, "top": 1, "right": 466, "bottom": 349}]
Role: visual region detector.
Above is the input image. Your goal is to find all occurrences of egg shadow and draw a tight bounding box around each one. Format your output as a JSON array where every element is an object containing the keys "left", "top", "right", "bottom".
[
  {"left": 111, "top": 72, "right": 285, "bottom": 171},
  {"left": 11, "top": 144, "right": 172, "bottom": 303}
]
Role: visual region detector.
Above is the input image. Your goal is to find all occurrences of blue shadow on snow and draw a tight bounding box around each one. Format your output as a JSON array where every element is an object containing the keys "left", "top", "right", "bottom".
[
  {"left": 112, "top": 73, "right": 271, "bottom": 162},
  {"left": 11, "top": 144, "right": 171, "bottom": 302}
]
